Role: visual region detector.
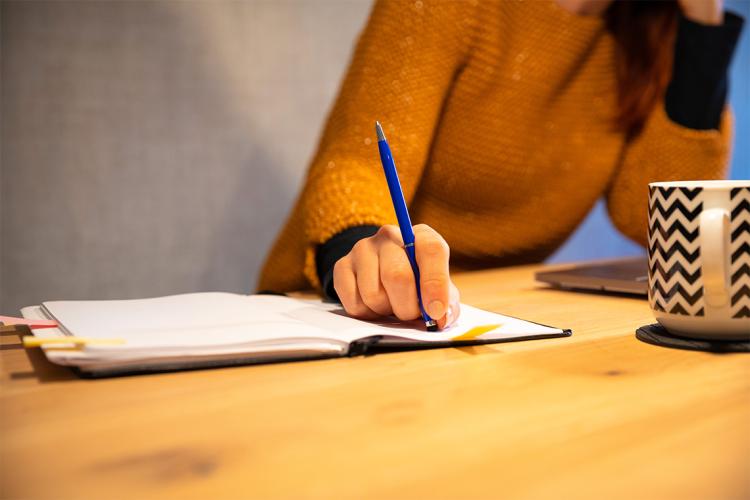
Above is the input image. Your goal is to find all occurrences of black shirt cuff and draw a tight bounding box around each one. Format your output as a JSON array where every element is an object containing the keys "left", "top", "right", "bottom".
[
  {"left": 665, "top": 11, "right": 744, "bottom": 130},
  {"left": 315, "top": 225, "right": 380, "bottom": 301}
]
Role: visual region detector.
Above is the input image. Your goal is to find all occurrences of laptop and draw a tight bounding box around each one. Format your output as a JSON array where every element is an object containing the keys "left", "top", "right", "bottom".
[{"left": 535, "top": 256, "right": 648, "bottom": 296}]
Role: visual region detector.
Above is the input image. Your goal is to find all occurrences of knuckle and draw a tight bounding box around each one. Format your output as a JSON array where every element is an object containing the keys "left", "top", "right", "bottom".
[
  {"left": 350, "top": 239, "right": 369, "bottom": 258},
  {"left": 377, "top": 225, "right": 401, "bottom": 241},
  {"left": 419, "top": 238, "right": 448, "bottom": 258},
  {"left": 421, "top": 275, "right": 448, "bottom": 294},
  {"left": 384, "top": 265, "right": 413, "bottom": 287},
  {"left": 333, "top": 258, "right": 348, "bottom": 278},
  {"left": 360, "top": 288, "right": 390, "bottom": 313},
  {"left": 392, "top": 303, "right": 420, "bottom": 321},
  {"left": 347, "top": 303, "right": 371, "bottom": 318},
  {"left": 377, "top": 225, "right": 394, "bottom": 237},
  {"left": 358, "top": 285, "right": 381, "bottom": 305},
  {"left": 338, "top": 293, "right": 368, "bottom": 317},
  {"left": 413, "top": 223, "right": 432, "bottom": 233}
]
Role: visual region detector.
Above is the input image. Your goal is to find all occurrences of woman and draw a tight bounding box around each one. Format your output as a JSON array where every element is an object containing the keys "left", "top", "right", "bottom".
[{"left": 259, "top": 0, "right": 743, "bottom": 329}]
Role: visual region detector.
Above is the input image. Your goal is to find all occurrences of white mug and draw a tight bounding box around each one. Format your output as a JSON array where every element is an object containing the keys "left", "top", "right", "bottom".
[{"left": 647, "top": 180, "right": 750, "bottom": 339}]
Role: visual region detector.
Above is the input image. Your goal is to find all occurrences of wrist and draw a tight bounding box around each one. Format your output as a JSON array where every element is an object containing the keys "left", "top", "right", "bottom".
[{"left": 680, "top": 3, "right": 723, "bottom": 26}]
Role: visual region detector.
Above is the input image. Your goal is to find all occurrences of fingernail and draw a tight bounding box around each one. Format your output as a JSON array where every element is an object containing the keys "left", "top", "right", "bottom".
[{"left": 427, "top": 300, "right": 446, "bottom": 319}]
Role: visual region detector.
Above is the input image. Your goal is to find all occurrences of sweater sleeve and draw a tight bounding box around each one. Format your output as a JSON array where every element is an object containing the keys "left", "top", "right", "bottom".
[
  {"left": 665, "top": 11, "right": 744, "bottom": 130},
  {"left": 605, "top": 104, "right": 733, "bottom": 246},
  {"left": 297, "top": 0, "right": 476, "bottom": 288},
  {"left": 605, "top": 10, "right": 742, "bottom": 247}
]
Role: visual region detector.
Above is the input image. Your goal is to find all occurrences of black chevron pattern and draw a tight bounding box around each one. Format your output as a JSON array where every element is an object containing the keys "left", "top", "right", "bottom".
[
  {"left": 655, "top": 186, "right": 702, "bottom": 201},
  {"left": 732, "top": 264, "right": 750, "bottom": 285},
  {"left": 648, "top": 186, "right": 704, "bottom": 316},
  {"left": 729, "top": 187, "right": 750, "bottom": 319},
  {"left": 667, "top": 303, "right": 705, "bottom": 316},
  {"left": 649, "top": 259, "right": 701, "bottom": 283},
  {"left": 731, "top": 285, "right": 750, "bottom": 306},
  {"left": 649, "top": 218, "right": 699, "bottom": 242},
  {"left": 732, "top": 242, "right": 750, "bottom": 262},
  {"left": 651, "top": 240, "right": 700, "bottom": 262},
  {"left": 648, "top": 198, "right": 703, "bottom": 220},
  {"left": 651, "top": 281, "right": 704, "bottom": 306},
  {"left": 731, "top": 221, "right": 750, "bottom": 241},
  {"left": 731, "top": 199, "right": 750, "bottom": 219}
]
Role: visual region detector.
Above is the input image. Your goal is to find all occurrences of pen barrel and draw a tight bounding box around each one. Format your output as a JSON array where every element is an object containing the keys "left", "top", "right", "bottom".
[
  {"left": 404, "top": 243, "right": 432, "bottom": 323},
  {"left": 377, "top": 136, "right": 433, "bottom": 326},
  {"left": 378, "top": 140, "right": 415, "bottom": 245}
]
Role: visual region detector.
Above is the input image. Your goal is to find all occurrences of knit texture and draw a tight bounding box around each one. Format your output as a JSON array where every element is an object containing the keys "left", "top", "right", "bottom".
[{"left": 258, "top": 0, "right": 731, "bottom": 293}]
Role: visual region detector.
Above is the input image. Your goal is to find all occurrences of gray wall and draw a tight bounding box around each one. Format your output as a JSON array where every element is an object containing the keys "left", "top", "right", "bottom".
[
  {"left": 1, "top": 0, "right": 372, "bottom": 314},
  {"left": 2, "top": 0, "right": 746, "bottom": 314}
]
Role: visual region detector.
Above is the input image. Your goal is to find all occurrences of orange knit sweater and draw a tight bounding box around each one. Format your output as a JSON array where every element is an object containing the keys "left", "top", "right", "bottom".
[{"left": 258, "top": 0, "right": 731, "bottom": 293}]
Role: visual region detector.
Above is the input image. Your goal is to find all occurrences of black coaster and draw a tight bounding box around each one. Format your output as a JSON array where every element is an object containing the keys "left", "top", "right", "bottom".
[{"left": 636, "top": 324, "right": 750, "bottom": 353}]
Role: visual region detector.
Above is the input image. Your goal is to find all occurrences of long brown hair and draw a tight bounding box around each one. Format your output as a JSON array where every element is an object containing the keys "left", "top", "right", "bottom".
[{"left": 605, "top": 1, "right": 680, "bottom": 137}]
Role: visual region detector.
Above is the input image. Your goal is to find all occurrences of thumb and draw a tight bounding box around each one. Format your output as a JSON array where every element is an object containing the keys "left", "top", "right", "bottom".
[{"left": 413, "top": 226, "right": 451, "bottom": 321}]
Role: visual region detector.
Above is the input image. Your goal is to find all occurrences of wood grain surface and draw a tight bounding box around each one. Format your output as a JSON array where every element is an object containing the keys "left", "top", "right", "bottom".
[{"left": 1, "top": 264, "right": 748, "bottom": 499}]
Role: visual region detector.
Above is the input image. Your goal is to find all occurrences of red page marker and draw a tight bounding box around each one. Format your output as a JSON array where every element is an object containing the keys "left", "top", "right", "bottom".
[{"left": 0, "top": 315, "right": 59, "bottom": 329}]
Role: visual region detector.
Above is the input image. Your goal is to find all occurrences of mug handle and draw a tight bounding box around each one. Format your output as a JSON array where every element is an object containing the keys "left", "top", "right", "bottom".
[{"left": 700, "top": 208, "right": 730, "bottom": 308}]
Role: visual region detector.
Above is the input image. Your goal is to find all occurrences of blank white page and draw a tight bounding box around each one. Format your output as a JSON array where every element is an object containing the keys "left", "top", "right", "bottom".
[
  {"left": 293, "top": 300, "right": 565, "bottom": 343},
  {"left": 42, "top": 293, "right": 563, "bottom": 350},
  {"left": 42, "top": 293, "right": 355, "bottom": 349}
]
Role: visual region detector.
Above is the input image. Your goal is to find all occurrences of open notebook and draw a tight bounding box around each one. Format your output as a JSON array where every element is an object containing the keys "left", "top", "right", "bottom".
[{"left": 21, "top": 293, "right": 570, "bottom": 377}]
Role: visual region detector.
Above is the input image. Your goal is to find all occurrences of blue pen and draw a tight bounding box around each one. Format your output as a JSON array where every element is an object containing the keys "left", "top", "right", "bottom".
[{"left": 375, "top": 121, "right": 438, "bottom": 332}]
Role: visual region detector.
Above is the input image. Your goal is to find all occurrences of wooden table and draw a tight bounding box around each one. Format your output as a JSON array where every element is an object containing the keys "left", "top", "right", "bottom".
[{"left": 1, "top": 264, "right": 748, "bottom": 499}]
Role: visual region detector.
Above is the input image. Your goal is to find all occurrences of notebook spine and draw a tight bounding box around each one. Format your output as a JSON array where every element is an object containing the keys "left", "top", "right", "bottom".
[{"left": 347, "top": 335, "right": 383, "bottom": 357}]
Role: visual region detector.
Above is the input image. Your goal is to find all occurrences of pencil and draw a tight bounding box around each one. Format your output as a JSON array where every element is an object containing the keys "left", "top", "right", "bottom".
[{"left": 375, "top": 121, "right": 438, "bottom": 332}]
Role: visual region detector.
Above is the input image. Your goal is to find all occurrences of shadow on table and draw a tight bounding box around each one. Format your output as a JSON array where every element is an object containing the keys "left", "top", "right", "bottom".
[
  {"left": 11, "top": 348, "right": 77, "bottom": 382},
  {"left": 2, "top": 326, "right": 78, "bottom": 383}
]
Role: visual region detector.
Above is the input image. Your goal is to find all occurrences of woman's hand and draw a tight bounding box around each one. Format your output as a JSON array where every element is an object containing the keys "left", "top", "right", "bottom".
[
  {"left": 333, "top": 224, "right": 460, "bottom": 329},
  {"left": 678, "top": 0, "right": 723, "bottom": 25}
]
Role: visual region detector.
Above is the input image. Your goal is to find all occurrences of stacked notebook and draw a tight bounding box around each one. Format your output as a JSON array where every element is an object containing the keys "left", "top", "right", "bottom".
[{"left": 21, "top": 292, "right": 571, "bottom": 377}]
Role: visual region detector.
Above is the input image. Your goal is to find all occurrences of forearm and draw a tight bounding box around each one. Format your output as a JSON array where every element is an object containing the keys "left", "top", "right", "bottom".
[
  {"left": 608, "top": 9, "right": 743, "bottom": 245},
  {"left": 295, "top": 0, "right": 476, "bottom": 290}
]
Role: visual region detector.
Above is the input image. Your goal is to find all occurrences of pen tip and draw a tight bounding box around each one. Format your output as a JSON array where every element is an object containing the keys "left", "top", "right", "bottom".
[{"left": 375, "top": 121, "right": 385, "bottom": 142}]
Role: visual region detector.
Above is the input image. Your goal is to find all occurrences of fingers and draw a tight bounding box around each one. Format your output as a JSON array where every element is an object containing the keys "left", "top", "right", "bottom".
[
  {"left": 413, "top": 224, "right": 451, "bottom": 321},
  {"left": 350, "top": 239, "right": 393, "bottom": 316},
  {"left": 378, "top": 239, "right": 421, "bottom": 321},
  {"left": 333, "top": 258, "right": 379, "bottom": 320},
  {"left": 334, "top": 224, "right": 456, "bottom": 329}
]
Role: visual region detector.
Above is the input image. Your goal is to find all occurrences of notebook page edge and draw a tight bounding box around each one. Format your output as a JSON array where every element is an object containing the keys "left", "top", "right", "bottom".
[{"left": 23, "top": 301, "right": 351, "bottom": 366}]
